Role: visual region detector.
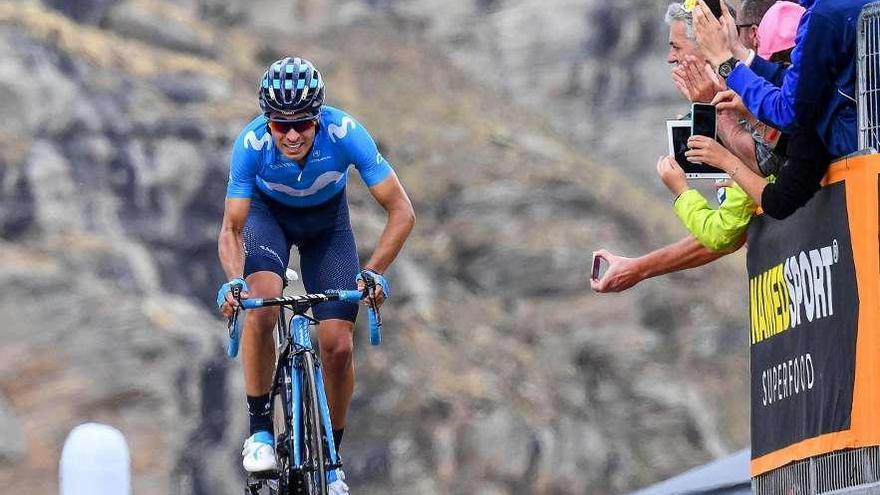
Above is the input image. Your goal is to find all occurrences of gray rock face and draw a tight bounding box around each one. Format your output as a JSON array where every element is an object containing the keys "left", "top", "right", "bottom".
[
  {"left": 43, "top": 0, "right": 123, "bottom": 24},
  {"left": 106, "top": 0, "right": 217, "bottom": 55},
  {"left": 0, "top": 394, "right": 25, "bottom": 464},
  {"left": 0, "top": 2, "right": 749, "bottom": 494}
]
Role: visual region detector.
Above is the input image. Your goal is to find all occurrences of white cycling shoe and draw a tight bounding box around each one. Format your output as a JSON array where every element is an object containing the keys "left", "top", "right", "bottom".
[
  {"left": 242, "top": 431, "right": 277, "bottom": 472},
  {"left": 328, "top": 469, "right": 350, "bottom": 494}
]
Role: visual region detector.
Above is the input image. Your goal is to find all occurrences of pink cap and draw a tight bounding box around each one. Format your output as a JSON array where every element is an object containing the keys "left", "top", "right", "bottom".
[{"left": 757, "top": 1, "right": 806, "bottom": 60}]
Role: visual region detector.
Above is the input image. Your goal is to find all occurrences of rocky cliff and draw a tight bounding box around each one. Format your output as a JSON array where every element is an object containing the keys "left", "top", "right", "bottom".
[{"left": 0, "top": 1, "right": 749, "bottom": 494}]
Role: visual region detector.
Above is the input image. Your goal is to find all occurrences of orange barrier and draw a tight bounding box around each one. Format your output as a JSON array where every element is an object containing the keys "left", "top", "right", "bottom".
[{"left": 748, "top": 153, "right": 880, "bottom": 475}]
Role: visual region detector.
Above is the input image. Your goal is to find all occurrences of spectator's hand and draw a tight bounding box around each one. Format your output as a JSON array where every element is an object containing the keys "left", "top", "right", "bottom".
[
  {"left": 656, "top": 155, "right": 689, "bottom": 196},
  {"left": 685, "top": 135, "right": 738, "bottom": 171},
  {"left": 714, "top": 179, "right": 733, "bottom": 189},
  {"left": 590, "top": 249, "right": 645, "bottom": 293},
  {"left": 712, "top": 89, "right": 751, "bottom": 121},
  {"left": 693, "top": 0, "right": 734, "bottom": 68},
  {"left": 672, "top": 57, "right": 724, "bottom": 102},
  {"left": 719, "top": 1, "right": 750, "bottom": 61}
]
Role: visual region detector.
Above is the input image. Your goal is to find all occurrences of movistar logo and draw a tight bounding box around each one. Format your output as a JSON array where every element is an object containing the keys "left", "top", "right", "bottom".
[
  {"left": 259, "top": 172, "right": 345, "bottom": 197},
  {"left": 750, "top": 240, "right": 839, "bottom": 345},
  {"left": 328, "top": 116, "right": 356, "bottom": 143},
  {"left": 244, "top": 131, "right": 272, "bottom": 151}
]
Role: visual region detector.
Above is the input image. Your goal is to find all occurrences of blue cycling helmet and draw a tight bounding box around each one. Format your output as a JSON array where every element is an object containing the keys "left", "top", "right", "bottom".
[{"left": 258, "top": 57, "right": 324, "bottom": 118}]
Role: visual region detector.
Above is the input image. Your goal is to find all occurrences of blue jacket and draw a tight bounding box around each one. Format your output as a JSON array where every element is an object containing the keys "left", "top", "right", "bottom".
[{"left": 727, "top": 0, "right": 867, "bottom": 159}]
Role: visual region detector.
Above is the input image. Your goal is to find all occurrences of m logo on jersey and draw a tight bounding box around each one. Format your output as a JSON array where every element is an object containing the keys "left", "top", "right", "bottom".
[
  {"left": 328, "top": 116, "right": 356, "bottom": 143},
  {"left": 243, "top": 131, "right": 272, "bottom": 151}
]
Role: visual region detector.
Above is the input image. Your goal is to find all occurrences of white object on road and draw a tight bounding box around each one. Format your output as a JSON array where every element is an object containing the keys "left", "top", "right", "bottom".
[{"left": 60, "top": 422, "right": 130, "bottom": 495}]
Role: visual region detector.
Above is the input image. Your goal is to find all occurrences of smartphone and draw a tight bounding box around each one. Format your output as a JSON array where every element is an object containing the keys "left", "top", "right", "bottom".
[
  {"left": 691, "top": 103, "right": 717, "bottom": 140},
  {"left": 591, "top": 254, "right": 609, "bottom": 281},
  {"left": 704, "top": 0, "right": 723, "bottom": 18},
  {"left": 684, "top": 0, "right": 723, "bottom": 17}
]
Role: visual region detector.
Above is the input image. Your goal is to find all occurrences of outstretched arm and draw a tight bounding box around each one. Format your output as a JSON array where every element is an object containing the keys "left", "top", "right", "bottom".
[
  {"left": 590, "top": 233, "right": 744, "bottom": 293},
  {"left": 363, "top": 172, "right": 416, "bottom": 274}
]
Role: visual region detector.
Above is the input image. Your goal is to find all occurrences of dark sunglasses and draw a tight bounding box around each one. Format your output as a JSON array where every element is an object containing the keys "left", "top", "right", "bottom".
[
  {"left": 736, "top": 23, "right": 757, "bottom": 31},
  {"left": 267, "top": 118, "right": 317, "bottom": 134}
]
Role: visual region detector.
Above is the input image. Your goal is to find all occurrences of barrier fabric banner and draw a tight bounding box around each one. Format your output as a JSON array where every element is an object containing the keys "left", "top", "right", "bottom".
[{"left": 746, "top": 181, "right": 859, "bottom": 458}]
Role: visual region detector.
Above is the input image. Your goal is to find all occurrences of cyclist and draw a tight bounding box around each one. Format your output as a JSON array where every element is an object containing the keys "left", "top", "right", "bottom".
[{"left": 216, "top": 56, "right": 416, "bottom": 492}]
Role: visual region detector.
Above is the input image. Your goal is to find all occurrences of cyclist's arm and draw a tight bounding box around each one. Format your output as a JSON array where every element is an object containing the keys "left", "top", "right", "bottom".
[
  {"left": 219, "top": 124, "right": 260, "bottom": 281},
  {"left": 218, "top": 198, "right": 251, "bottom": 280},
  {"left": 362, "top": 172, "right": 415, "bottom": 274},
  {"left": 339, "top": 112, "right": 415, "bottom": 273}
]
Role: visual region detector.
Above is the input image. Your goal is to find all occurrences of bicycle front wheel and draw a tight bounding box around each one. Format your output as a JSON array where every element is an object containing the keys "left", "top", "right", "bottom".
[
  {"left": 300, "top": 351, "right": 328, "bottom": 495},
  {"left": 272, "top": 384, "right": 293, "bottom": 495}
]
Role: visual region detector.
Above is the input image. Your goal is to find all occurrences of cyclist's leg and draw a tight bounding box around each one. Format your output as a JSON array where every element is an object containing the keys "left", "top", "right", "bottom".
[
  {"left": 241, "top": 198, "right": 291, "bottom": 471},
  {"left": 298, "top": 225, "right": 359, "bottom": 436},
  {"left": 242, "top": 198, "right": 290, "bottom": 405},
  {"left": 242, "top": 272, "right": 282, "bottom": 395}
]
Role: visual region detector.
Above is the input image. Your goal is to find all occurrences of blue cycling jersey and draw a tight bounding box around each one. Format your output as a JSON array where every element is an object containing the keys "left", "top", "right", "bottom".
[{"left": 227, "top": 106, "right": 394, "bottom": 207}]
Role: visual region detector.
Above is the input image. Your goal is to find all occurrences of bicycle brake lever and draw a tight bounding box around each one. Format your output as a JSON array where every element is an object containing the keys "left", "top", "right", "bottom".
[{"left": 227, "top": 284, "right": 243, "bottom": 357}]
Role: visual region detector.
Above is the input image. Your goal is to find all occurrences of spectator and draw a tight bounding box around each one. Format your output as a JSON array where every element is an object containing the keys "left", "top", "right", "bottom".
[
  {"left": 735, "top": 0, "right": 778, "bottom": 50},
  {"left": 756, "top": 1, "right": 805, "bottom": 63},
  {"left": 591, "top": 0, "right": 797, "bottom": 291},
  {"left": 659, "top": 2, "right": 805, "bottom": 245},
  {"left": 690, "top": 0, "right": 865, "bottom": 218},
  {"left": 694, "top": 0, "right": 866, "bottom": 159},
  {"left": 591, "top": 1, "right": 742, "bottom": 293}
]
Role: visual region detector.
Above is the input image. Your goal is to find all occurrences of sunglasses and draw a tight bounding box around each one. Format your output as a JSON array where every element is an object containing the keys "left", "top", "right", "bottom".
[{"left": 267, "top": 118, "right": 317, "bottom": 134}]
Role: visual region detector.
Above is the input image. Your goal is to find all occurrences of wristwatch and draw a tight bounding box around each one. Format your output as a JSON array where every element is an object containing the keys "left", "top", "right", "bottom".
[{"left": 717, "top": 56, "right": 739, "bottom": 80}]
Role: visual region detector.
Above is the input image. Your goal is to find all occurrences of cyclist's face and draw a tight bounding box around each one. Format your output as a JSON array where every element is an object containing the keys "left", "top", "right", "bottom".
[{"left": 268, "top": 113, "right": 317, "bottom": 160}]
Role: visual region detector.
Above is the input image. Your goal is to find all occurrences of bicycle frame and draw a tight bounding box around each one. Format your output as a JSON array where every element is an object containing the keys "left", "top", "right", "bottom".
[{"left": 275, "top": 311, "right": 341, "bottom": 472}]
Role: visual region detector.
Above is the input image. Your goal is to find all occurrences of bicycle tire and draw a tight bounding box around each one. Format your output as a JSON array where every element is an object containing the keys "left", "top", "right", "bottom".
[
  {"left": 273, "top": 380, "right": 294, "bottom": 495},
  {"left": 300, "top": 351, "right": 328, "bottom": 495}
]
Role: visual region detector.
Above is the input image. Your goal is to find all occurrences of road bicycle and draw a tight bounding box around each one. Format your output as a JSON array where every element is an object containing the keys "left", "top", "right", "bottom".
[{"left": 225, "top": 270, "right": 383, "bottom": 494}]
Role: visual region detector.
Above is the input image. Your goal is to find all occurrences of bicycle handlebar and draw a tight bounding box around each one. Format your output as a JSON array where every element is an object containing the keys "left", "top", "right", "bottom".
[
  {"left": 226, "top": 289, "right": 382, "bottom": 358},
  {"left": 240, "top": 290, "right": 362, "bottom": 310}
]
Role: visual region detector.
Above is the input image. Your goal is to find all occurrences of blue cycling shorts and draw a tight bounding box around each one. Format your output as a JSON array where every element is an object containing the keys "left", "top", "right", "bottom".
[{"left": 243, "top": 189, "right": 359, "bottom": 322}]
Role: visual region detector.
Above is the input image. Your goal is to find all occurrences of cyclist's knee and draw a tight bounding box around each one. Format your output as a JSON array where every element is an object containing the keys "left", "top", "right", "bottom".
[
  {"left": 246, "top": 271, "right": 282, "bottom": 292},
  {"left": 319, "top": 322, "right": 354, "bottom": 368},
  {"left": 247, "top": 306, "right": 280, "bottom": 331}
]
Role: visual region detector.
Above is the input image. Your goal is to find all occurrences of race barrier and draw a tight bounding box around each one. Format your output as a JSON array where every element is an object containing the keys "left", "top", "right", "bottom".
[{"left": 748, "top": 153, "right": 880, "bottom": 492}]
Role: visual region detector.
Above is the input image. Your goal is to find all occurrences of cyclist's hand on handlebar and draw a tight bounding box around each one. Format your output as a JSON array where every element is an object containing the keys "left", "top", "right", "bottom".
[
  {"left": 216, "top": 277, "right": 250, "bottom": 317},
  {"left": 356, "top": 269, "right": 389, "bottom": 307}
]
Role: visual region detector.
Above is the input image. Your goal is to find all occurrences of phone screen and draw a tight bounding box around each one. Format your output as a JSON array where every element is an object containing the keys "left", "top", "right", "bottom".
[
  {"left": 669, "top": 121, "right": 728, "bottom": 176},
  {"left": 591, "top": 254, "right": 608, "bottom": 281},
  {"left": 692, "top": 104, "right": 716, "bottom": 139}
]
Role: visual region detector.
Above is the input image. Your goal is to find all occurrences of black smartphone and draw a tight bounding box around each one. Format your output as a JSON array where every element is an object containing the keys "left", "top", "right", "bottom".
[
  {"left": 591, "top": 254, "right": 608, "bottom": 281},
  {"left": 691, "top": 103, "right": 717, "bottom": 139},
  {"left": 704, "top": 0, "right": 723, "bottom": 18}
]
